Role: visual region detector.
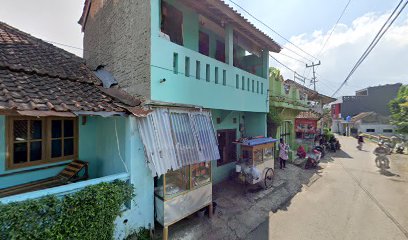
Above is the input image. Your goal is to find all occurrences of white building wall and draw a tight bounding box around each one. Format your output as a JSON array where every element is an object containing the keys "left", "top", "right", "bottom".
[{"left": 358, "top": 124, "right": 396, "bottom": 136}]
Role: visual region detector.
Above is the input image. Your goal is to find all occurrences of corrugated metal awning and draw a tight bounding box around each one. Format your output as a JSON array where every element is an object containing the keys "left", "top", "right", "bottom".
[{"left": 137, "top": 108, "right": 220, "bottom": 176}]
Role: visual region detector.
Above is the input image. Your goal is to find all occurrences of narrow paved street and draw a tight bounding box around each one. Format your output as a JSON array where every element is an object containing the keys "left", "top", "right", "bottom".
[{"left": 251, "top": 136, "right": 408, "bottom": 240}]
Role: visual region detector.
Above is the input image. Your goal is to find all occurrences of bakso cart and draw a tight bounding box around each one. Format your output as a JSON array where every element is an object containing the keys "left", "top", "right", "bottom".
[{"left": 234, "top": 137, "right": 277, "bottom": 188}]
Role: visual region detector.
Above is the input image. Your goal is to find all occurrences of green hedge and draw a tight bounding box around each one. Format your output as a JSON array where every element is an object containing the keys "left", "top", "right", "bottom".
[{"left": 0, "top": 180, "right": 134, "bottom": 240}]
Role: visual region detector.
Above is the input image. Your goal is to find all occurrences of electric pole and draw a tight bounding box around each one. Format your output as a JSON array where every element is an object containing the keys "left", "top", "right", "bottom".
[{"left": 306, "top": 61, "right": 321, "bottom": 91}]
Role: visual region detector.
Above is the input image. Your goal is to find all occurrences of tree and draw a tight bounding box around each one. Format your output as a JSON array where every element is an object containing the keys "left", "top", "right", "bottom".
[{"left": 388, "top": 85, "right": 408, "bottom": 134}]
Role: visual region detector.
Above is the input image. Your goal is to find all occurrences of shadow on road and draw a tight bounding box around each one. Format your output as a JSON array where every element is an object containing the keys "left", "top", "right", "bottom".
[
  {"left": 375, "top": 155, "right": 401, "bottom": 177},
  {"left": 330, "top": 150, "right": 353, "bottom": 159},
  {"left": 379, "top": 169, "right": 400, "bottom": 177}
]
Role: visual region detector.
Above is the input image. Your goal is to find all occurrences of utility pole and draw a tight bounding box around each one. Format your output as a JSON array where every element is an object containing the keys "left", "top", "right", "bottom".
[{"left": 306, "top": 61, "right": 321, "bottom": 91}]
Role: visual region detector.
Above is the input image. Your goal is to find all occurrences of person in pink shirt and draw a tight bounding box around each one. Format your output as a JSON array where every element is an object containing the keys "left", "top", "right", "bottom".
[{"left": 279, "top": 138, "right": 289, "bottom": 169}]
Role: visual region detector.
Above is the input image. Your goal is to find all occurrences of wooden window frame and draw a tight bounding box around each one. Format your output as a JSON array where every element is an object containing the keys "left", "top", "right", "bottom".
[
  {"left": 47, "top": 117, "right": 79, "bottom": 162},
  {"left": 6, "top": 116, "right": 78, "bottom": 170}
]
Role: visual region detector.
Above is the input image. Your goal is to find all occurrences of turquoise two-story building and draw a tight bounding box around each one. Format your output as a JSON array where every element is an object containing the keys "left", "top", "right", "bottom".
[
  {"left": 80, "top": 0, "right": 281, "bottom": 186},
  {"left": 1, "top": 1, "right": 281, "bottom": 239}
]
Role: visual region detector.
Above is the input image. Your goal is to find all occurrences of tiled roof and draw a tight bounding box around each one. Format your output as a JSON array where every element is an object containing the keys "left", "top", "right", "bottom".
[
  {"left": 0, "top": 21, "right": 129, "bottom": 114},
  {"left": 285, "top": 79, "right": 337, "bottom": 105},
  {"left": 351, "top": 112, "right": 375, "bottom": 123},
  {"left": 0, "top": 69, "right": 123, "bottom": 112}
]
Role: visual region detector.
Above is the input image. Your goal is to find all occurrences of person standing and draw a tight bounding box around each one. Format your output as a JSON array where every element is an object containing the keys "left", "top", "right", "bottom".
[{"left": 279, "top": 138, "right": 289, "bottom": 169}]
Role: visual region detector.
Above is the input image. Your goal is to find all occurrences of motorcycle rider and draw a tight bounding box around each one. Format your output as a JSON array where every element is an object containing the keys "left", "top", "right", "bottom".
[
  {"left": 357, "top": 133, "right": 364, "bottom": 150},
  {"left": 373, "top": 141, "right": 390, "bottom": 169}
]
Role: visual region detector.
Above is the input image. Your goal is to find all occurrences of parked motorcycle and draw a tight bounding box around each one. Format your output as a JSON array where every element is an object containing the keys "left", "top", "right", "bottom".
[
  {"left": 382, "top": 140, "right": 395, "bottom": 154},
  {"left": 395, "top": 135, "right": 406, "bottom": 154},
  {"left": 304, "top": 149, "right": 322, "bottom": 169},
  {"left": 313, "top": 146, "right": 325, "bottom": 158},
  {"left": 395, "top": 142, "right": 405, "bottom": 154}
]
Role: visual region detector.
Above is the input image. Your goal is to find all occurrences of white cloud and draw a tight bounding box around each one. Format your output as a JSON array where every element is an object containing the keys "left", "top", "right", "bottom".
[{"left": 271, "top": 12, "right": 408, "bottom": 97}]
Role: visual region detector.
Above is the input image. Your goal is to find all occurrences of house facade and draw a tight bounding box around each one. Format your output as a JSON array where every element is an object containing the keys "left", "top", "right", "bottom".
[
  {"left": 268, "top": 72, "right": 309, "bottom": 159},
  {"left": 331, "top": 83, "right": 401, "bottom": 135},
  {"left": 350, "top": 112, "right": 396, "bottom": 137},
  {"left": 269, "top": 77, "right": 336, "bottom": 154},
  {"left": 78, "top": 0, "right": 281, "bottom": 238},
  {"left": 340, "top": 83, "right": 402, "bottom": 117},
  {"left": 80, "top": 0, "right": 281, "bottom": 185},
  {"left": 0, "top": 21, "right": 157, "bottom": 239}
]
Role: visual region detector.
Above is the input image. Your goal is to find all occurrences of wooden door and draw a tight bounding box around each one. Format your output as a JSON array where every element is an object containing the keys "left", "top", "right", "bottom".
[{"left": 217, "top": 129, "right": 237, "bottom": 166}]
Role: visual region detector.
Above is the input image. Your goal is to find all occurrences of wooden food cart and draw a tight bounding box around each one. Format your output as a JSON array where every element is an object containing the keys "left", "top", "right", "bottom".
[
  {"left": 154, "top": 161, "right": 212, "bottom": 239},
  {"left": 234, "top": 137, "right": 277, "bottom": 189}
]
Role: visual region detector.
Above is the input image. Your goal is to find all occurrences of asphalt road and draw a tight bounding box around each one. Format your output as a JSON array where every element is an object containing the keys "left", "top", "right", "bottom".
[{"left": 248, "top": 135, "right": 408, "bottom": 240}]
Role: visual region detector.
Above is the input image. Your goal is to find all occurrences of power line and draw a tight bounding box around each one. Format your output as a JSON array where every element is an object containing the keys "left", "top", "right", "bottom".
[
  {"left": 276, "top": 52, "right": 308, "bottom": 65},
  {"left": 306, "top": 61, "right": 321, "bottom": 91},
  {"left": 331, "top": 0, "right": 408, "bottom": 97},
  {"left": 45, "top": 36, "right": 310, "bottom": 90},
  {"left": 225, "top": 0, "right": 319, "bottom": 63},
  {"left": 270, "top": 54, "right": 312, "bottom": 84},
  {"left": 318, "top": 0, "right": 352, "bottom": 56},
  {"left": 305, "top": 0, "right": 352, "bottom": 87},
  {"left": 312, "top": 0, "right": 352, "bottom": 85},
  {"left": 43, "top": 39, "right": 275, "bottom": 92}
]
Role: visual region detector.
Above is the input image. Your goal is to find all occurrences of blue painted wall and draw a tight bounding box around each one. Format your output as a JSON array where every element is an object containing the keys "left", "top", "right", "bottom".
[
  {"left": 244, "top": 112, "right": 267, "bottom": 137},
  {"left": 0, "top": 116, "right": 127, "bottom": 189},
  {"left": 114, "top": 117, "right": 154, "bottom": 237},
  {"left": 150, "top": 0, "right": 270, "bottom": 113},
  {"left": 210, "top": 110, "right": 268, "bottom": 184},
  {"left": 1, "top": 115, "right": 155, "bottom": 234},
  {"left": 211, "top": 110, "right": 241, "bottom": 184}
]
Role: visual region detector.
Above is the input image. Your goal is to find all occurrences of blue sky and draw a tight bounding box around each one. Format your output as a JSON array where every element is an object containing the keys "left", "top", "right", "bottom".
[
  {"left": 1, "top": 0, "right": 407, "bottom": 97},
  {"left": 230, "top": 0, "right": 396, "bottom": 37}
]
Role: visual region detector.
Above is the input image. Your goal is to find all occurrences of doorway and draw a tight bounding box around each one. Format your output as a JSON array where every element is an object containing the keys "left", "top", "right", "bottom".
[{"left": 217, "top": 129, "right": 237, "bottom": 166}]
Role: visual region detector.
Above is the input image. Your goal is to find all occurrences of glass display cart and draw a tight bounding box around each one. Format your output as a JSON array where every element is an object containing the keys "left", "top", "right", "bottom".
[
  {"left": 234, "top": 137, "right": 277, "bottom": 189},
  {"left": 154, "top": 162, "right": 212, "bottom": 240}
]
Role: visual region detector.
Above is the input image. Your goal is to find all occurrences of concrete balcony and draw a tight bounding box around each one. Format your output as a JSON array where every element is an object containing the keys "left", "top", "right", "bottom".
[{"left": 151, "top": 37, "right": 270, "bottom": 113}]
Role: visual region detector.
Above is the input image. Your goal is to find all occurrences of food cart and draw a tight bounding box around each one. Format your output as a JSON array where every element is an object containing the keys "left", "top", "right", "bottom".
[
  {"left": 234, "top": 137, "right": 277, "bottom": 189},
  {"left": 154, "top": 161, "right": 212, "bottom": 239}
]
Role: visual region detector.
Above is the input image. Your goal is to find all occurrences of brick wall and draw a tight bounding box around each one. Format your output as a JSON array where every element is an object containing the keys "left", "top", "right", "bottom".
[{"left": 82, "top": 0, "right": 151, "bottom": 100}]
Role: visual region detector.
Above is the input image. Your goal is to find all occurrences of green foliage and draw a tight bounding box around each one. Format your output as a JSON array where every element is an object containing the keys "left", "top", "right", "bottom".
[
  {"left": 126, "top": 228, "right": 151, "bottom": 240},
  {"left": 388, "top": 85, "right": 408, "bottom": 134},
  {"left": 0, "top": 180, "right": 134, "bottom": 240},
  {"left": 267, "top": 108, "right": 283, "bottom": 137},
  {"left": 323, "top": 128, "right": 334, "bottom": 141},
  {"left": 269, "top": 67, "right": 281, "bottom": 81}
]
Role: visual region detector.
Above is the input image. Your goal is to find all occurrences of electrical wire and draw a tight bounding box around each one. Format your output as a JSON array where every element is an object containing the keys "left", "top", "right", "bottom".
[
  {"left": 331, "top": 0, "right": 407, "bottom": 97},
  {"left": 45, "top": 36, "right": 313, "bottom": 92},
  {"left": 115, "top": 118, "right": 129, "bottom": 173},
  {"left": 45, "top": 39, "right": 274, "bottom": 95},
  {"left": 269, "top": 54, "right": 312, "bottom": 84},
  {"left": 311, "top": 0, "right": 352, "bottom": 87},
  {"left": 225, "top": 0, "right": 319, "bottom": 63},
  {"left": 318, "top": 0, "right": 352, "bottom": 56},
  {"left": 275, "top": 52, "right": 308, "bottom": 65}
]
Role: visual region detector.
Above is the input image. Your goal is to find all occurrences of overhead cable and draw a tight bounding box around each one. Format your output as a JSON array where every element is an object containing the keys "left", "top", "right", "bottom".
[
  {"left": 331, "top": 0, "right": 407, "bottom": 97},
  {"left": 225, "top": 0, "right": 319, "bottom": 63}
]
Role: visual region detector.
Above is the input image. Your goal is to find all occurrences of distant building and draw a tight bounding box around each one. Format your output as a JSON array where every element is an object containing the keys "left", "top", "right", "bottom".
[
  {"left": 350, "top": 112, "right": 396, "bottom": 136},
  {"left": 331, "top": 83, "right": 402, "bottom": 135},
  {"left": 341, "top": 83, "right": 402, "bottom": 117}
]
